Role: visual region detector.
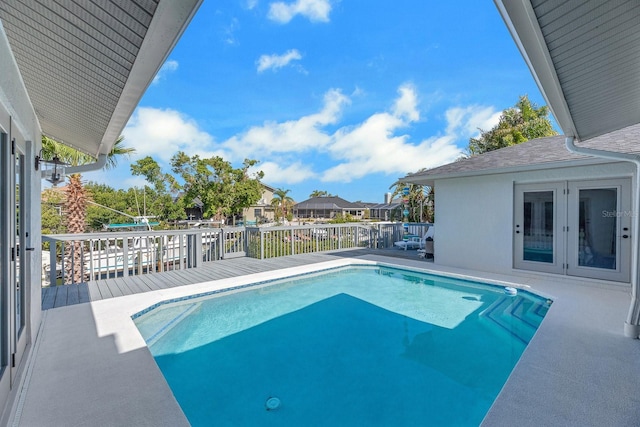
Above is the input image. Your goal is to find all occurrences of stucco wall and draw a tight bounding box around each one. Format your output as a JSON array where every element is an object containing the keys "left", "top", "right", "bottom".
[{"left": 433, "top": 161, "right": 636, "bottom": 275}]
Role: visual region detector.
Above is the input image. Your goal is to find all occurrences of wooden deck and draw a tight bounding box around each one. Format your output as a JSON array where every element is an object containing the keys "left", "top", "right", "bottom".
[{"left": 41, "top": 248, "right": 427, "bottom": 310}]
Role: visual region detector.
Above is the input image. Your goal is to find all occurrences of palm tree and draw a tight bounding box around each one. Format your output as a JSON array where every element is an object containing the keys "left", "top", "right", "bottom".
[
  {"left": 42, "top": 135, "right": 135, "bottom": 283},
  {"left": 309, "top": 190, "right": 331, "bottom": 198},
  {"left": 271, "top": 188, "right": 294, "bottom": 223},
  {"left": 389, "top": 181, "right": 431, "bottom": 223}
]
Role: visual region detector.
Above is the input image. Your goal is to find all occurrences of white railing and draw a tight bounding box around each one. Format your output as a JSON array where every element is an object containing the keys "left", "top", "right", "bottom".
[
  {"left": 42, "top": 222, "right": 431, "bottom": 285},
  {"left": 43, "top": 228, "right": 224, "bottom": 286}
]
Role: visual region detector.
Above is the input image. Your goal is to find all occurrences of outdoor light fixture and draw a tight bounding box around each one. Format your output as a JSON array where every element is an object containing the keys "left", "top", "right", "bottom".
[{"left": 35, "top": 151, "right": 68, "bottom": 186}]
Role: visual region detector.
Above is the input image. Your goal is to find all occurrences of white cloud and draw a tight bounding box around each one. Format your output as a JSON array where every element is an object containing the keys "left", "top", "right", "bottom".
[
  {"left": 123, "top": 107, "right": 216, "bottom": 162},
  {"left": 317, "top": 86, "right": 445, "bottom": 182},
  {"left": 254, "top": 161, "right": 317, "bottom": 184},
  {"left": 123, "top": 86, "right": 501, "bottom": 191},
  {"left": 151, "top": 60, "right": 178, "bottom": 84},
  {"left": 222, "top": 18, "right": 240, "bottom": 45},
  {"left": 122, "top": 175, "right": 150, "bottom": 189},
  {"left": 246, "top": 0, "right": 259, "bottom": 9},
  {"left": 257, "top": 49, "right": 303, "bottom": 73},
  {"left": 318, "top": 88, "right": 498, "bottom": 182},
  {"left": 445, "top": 105, "right": 501, "bottom": 138},
  {"left": 220, "top": 88, "right": 350, "bottom": 159},
  {"left": 268, "top": 0, "right": 331, "bottom": 23},
  {"left": 392, "top": 84, "right": 420, "bottom": 122}
]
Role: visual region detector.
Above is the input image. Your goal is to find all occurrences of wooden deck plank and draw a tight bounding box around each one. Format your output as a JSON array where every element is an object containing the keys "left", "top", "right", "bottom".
[
  {"left": 95, "top": 281, "right": 114, "bottom": 299},
  {"left": 42, "top": 287, "right": 57, "bottom": 310},
  {"left": 124, "top": 276, "right": 149, "bottom": 294},
  {"left": 66, "top": 284, "right": 80, "bottom": 305},
  {"left": 42, "top": 249, "right": 409, "bottom": 310},
  {"left": 112, "top": 277, "right": 134, "bottom": 296},
  {"left": 78, "top": 283, "right": 91, "bottom": 303},
  {"left": 87, "top": 282, "right": 102, "bottom": 301},
  {"left": 136, "top": 274, "right": 162, "bottom": 291},
  {"left": 53, "top": 286, "right": 69, "bottom": 308}
]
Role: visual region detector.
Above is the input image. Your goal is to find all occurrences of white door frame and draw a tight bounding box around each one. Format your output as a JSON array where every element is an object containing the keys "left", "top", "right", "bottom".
[
  {"left": 514, "top": 182, "right": 566, "bottom": 274},
  {"left": 566, "top": 179, "right": 631, "bottom": 282},
  {"left": 11, "top": 139, "right": 28, "bottom": 383},
  {"left": 0, "top": 119, "right": 30, "bottom": 405}
]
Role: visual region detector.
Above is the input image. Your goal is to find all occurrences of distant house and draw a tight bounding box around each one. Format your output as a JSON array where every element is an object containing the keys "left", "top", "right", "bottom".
[
  {"left": 402, "top": 128, "right": 640, "bottom": 284},
  {"left": 184, "top": 196, "right": 204, "bottom": 221},
  {"left": 365, "top": 193, "right": 404, "bottom": 221},
  {"left": 241, "top": 183, "right": 277, "bottom": 225},
  {"left": 178, "top": 184, "right": 277, "bottom": 226},
  {"left": 294, "top": 196, "right": 367, "bottom": 220}
]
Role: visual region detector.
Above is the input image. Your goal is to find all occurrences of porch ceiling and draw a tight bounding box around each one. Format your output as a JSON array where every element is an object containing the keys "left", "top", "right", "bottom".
[
  {"left": 0, "top": 0, "right": 201, "bottom": 157},
  {"left": 495, "top": 0, "right": 640, "bottom": 141}
]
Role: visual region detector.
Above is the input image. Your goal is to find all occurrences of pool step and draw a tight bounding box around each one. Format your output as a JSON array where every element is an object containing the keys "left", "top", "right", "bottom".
[
  {"left": 480, "top": 296, "right": 548, "bottom": 344},
  {"left": 143, "top": 302, "right": 201, "bottom": 347}
]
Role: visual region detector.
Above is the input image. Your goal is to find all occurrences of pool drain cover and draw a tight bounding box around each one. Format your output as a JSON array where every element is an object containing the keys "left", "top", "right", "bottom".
[{"left": 265, "top": 397, "right": 281, "bottom": 411}]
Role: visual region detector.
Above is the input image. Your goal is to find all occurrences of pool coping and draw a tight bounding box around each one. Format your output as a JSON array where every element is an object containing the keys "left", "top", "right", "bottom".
[{"left": 13, "top": 255, "right": 640, "bottom": 426}]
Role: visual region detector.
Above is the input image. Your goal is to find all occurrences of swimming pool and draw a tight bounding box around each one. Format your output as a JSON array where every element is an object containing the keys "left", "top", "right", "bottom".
[{"left": 133, "top": 265, "right": 551, "bottom": 426}]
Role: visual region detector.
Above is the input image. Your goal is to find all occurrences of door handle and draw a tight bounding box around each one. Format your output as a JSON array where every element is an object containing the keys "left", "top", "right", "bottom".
[{"left": 25, "top": 247, "right": 35, "bottom": 251}]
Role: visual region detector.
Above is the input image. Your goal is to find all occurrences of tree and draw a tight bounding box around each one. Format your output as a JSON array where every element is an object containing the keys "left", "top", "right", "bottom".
[
  {"left": 271, "top": 188, "right": 294, "bottom": 223},
  {"left": 131, "top": 156, "right": 178, "bottom": 194},
  {"left": 41, "top": 135, "right": 135, "bottom": 283},
  {"left": 171, "top": 153, "right": 264, "bottom": 222},
  {"left": 41, "top": 188, "right": 66, "bottom": 235},
  {"left": 131, "top": 156, "right": 185, "bottom": 223},
  {"left": 466, "top": 95, "right": 557, "bottom": 156}
]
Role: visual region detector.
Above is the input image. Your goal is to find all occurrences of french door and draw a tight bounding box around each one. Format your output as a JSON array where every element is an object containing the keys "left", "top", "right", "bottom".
[
  {"left": 0, "top": 125, "right": 29, "bottom": 404},
  {"left": 514, "top": 179, "right": 631, "bottom": 282}
]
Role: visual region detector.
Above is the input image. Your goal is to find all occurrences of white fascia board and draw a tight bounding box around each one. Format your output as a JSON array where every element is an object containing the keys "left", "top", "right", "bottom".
[
  {"left": 493, "top": 0, "right": 579, "bottom": 140},
  {"left": 99, "top": 0, "right": 203, "bottom": 156}
]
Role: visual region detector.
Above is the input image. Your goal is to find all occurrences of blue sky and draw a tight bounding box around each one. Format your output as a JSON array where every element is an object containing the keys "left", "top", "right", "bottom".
[{"left": 88, "top": 0, "right": 550, "bottom": 203}]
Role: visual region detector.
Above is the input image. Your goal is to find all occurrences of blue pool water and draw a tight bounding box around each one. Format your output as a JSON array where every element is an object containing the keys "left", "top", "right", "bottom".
[{"left": 133, "top": 265, "right": 551, "bottom": 426}]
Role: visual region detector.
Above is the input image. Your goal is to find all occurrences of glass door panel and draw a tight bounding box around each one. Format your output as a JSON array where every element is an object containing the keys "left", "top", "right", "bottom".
[
  {"left": 568, "top": 180, "right": 631, "bottom": 282},
  {"left": 514, "top": 182, "right": 565, "bottom": 274},
  {"left": 15, "top": 152, "right": 25, "bottom": 338},
  {"left": 578, "top": 188, "right": 617, "bottom": 269},
  {"left": 523, "top": 191, "right": 554, "bottom": 263}
]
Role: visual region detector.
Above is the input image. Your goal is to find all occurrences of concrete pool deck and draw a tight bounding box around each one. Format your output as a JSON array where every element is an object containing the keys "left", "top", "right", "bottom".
[{"left": 12, "top": 253, "right": 640, "bottom": 426}]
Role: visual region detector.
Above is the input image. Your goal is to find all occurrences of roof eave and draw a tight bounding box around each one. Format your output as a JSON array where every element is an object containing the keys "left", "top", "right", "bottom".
[
  {"left": 99, "top": 0, "right": 202, "bottom": 156},
  {"left": 493, "top": 0, "right": 578, "bottom": 140}
]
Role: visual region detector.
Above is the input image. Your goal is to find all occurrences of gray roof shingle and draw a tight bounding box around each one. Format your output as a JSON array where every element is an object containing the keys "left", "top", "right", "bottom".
[
  {"left": 294, "top": 196, "right": 365, "bottom": 210},
  {"left": 405, "top": 123, "right": 640, "bottom": 182}
]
